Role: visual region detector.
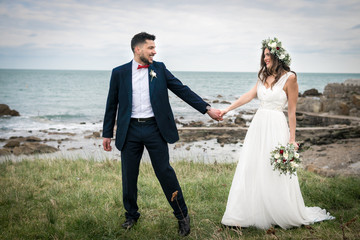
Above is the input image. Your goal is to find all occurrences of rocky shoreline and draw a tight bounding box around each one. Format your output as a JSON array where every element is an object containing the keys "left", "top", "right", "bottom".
[{"left": 1, "top": 79, "right": 360, "bottom": 177}]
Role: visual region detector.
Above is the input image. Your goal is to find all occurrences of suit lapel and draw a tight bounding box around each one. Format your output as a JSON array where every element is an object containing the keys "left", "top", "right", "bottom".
[{"left": 124, "top": 61, "right": 132, "bottom": 106}]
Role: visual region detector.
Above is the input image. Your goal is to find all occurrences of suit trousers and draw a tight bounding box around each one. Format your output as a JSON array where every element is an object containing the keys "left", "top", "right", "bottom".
[{"left": 121, "top": 118, "right": 188, "bottom": 220}]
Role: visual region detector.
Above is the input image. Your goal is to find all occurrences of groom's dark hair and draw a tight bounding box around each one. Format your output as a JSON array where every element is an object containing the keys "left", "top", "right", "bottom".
[{"left": 131, "top": 32, "right": 156, "bottom": 53}]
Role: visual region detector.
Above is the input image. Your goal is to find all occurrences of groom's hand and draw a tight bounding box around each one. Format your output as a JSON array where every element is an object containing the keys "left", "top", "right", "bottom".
[
  {"left": 207, "top": 108, "right": 223, "bottom": 121},
  {"left": 103, "top": 138, "right": 112, "bottom": 151}
]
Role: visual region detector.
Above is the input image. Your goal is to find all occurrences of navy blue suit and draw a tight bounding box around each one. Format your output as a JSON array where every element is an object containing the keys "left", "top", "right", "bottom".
[{"left": 103, "top": 60, "right": 208, "bottom": 220}]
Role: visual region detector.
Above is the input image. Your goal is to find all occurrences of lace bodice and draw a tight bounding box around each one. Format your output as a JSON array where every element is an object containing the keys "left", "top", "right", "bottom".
[{"left": 257, "top": 72, "right": 294, "bottom": 111}]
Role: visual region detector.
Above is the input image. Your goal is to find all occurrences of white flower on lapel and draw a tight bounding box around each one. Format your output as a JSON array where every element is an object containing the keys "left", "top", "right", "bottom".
[{"left": 150, "top": 70, "right": 157, "bottom": 82}]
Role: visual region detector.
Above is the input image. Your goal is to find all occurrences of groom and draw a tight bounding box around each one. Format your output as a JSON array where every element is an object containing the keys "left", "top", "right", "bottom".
[{"left": 102, "top": 32, "right": 222, "bottom": 236}]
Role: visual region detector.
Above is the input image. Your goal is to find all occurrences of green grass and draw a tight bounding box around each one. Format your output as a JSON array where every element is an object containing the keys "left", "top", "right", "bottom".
[{"left": 0, "top": 158, "right": 359, "bottom": 239}]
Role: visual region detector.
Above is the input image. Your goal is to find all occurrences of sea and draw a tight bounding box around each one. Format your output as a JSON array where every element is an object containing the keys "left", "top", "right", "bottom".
[{"left": 1, "top": 69, "right": 360, "bottom": 162}]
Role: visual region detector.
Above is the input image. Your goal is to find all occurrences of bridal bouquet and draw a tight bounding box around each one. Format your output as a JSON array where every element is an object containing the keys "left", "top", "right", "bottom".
[{"left": 270, "top": 143, "right": 301, "bottom": 177}]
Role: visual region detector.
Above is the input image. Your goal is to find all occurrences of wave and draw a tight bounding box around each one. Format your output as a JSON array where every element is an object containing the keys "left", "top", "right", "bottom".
[{"left": 35, "top": 113, "right": 89, "bottom": 121}]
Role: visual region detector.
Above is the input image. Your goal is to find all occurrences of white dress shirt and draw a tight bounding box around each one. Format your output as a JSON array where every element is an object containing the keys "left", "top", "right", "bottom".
[{"left": 131, "top": 60, "right": 155, "bottom": 118}]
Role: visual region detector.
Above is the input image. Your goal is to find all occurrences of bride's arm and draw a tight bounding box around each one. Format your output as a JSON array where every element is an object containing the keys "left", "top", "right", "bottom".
[
  {"left": 220, "top": 82, "right": 258, "bottom": 116},
  {"left": 284, "top": 74, "right": 299, "bottom": 147}
]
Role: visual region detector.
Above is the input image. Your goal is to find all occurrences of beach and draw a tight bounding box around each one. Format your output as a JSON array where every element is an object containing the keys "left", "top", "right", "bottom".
[{"left": 1, "top": 70, "right": 360, "bottom": 176}]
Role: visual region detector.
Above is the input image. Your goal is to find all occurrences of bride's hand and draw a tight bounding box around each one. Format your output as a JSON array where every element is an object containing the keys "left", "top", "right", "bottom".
[
  {"left": 219, "top": 109, "right": 228, "bottom": 117},
  {"left": 289, "top": 141, "right": 299, "bottom": 150}
]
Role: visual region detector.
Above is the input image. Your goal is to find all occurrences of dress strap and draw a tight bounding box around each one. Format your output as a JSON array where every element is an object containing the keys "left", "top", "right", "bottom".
[{"left": 278, "top": 72, "right": 294, "bottom": 88}]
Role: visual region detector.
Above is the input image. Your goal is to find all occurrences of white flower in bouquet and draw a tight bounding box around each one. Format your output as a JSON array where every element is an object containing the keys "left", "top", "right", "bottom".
[
  {"left": 290, "top": 162, "right": 299, "bottom": 168},
  {"left": 283, "top": 151, "right": 289, "bottom": 160},
  {"left": 295, "top": 152, "right": 299, "bottom": 158},
  {"left": 274, "top": 153, "right": 280, "bottom": 159}
]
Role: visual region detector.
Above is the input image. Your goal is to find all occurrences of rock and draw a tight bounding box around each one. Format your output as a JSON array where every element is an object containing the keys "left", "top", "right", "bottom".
[
  {"left": 4, "top": 140, "right": 20, "bottom": 148},
  {"left": 33, "top": 143, "right": 58, "bottom": 154},
  {"left": 183, "top": 121, "right": 205, "bottom": 127},
  {"left": 349, "top": 108, "right": 359, "bottom": 117},
  {"left": 322, "top": 99, "right": 338, "bottom": 114},
  {"left": 344, "top": 79, "right": 360, "bottom": 86},
  {"left": 67, "top": 147, "right": 83, "bottom": 151},
  {"left": 305, "top": 164, "right": 317, "bottom": 173},
  {"left": 84, "top": 131, "right": 101, "bottom": 139},
  {"left": 25, "top": 136, "right": 42, "bottom": 142},
  {"left": 295, "top": 112, "right": 352, "bottom": 127},
  {"left": 0, "top": 135, "right": 59, "bottom": 156},
  {"left": 321, "top": 82, "right": 360, "bottom": 116},
  {"left": 302, "top": 138, "right": 360, "bottom": 176},
  {"left": 302, "top": 88, "right": 321, "bottom": 97},
  {"left": 234, "top": 114, "right": 247, "bottom": 126},
  {"left": 0, "top": 148, "right": 11, "bottom": 156},
  {"left": 323, "top": 83, "right": 344, "bottom": 98},
  {"left": 48, "top": 132, "right": 76, "bottom": 136},
  {"left": 0, "top": 104, "right": 20, "bottom": 116},
  {"left": 12, "top": 145, "right": 32, "bottom": 155},
  {"left": 352, "top": 95, "right": 360, "bottom": 107},
  {"left": 212, "top": 100, "right": 219, "bottom": 103},
  {"left": 220, "top": 100, "right": 231, "bottom": 104},
  {"left": 296, "top": 98, "right": 323, "bottom": 113},
  {"left": 173, "top": 143, "right": 183, "bottom": 149},
  {"left": 298, "top": 126, "right": 360, "bottom": 146},
  {"left": 217, "top": 135, "right": 239, "bottom": 144},
  {"left": 211, "top": 118, "right": 236, "bottom": 127},
  {"left": 339, "top": 101, "right": 350, "bottom": 115},
  {"left": 12, "top": 142, "right": 58, "bottom": 156}
]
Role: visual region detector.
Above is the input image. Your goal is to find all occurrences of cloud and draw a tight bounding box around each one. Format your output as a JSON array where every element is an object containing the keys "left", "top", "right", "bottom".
[
  {"left": 0, "top": 0, "right": 359, "bottom": 72},
  {"left": 352, "top": 24, "right": 360, "bottom": 29}
]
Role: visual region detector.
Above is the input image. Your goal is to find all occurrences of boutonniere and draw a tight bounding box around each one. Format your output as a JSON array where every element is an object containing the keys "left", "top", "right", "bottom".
[{"left": 150, "top": 70, "right": 157, "bottom": 82}]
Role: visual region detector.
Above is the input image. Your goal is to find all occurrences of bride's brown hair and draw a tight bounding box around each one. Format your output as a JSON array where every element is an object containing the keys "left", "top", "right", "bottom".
[{"left": 257, "top": 48, "right": 296, "bottom": 88}]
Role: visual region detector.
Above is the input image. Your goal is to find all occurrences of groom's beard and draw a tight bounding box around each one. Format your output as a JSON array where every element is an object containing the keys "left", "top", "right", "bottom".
[{"left": 140, "top": 55, "right": 152, "bottom": 65}]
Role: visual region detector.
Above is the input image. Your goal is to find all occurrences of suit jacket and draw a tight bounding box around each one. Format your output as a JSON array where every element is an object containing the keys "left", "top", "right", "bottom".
[{"left": 102, "top": 60, "right": 209, "bottom": 151}]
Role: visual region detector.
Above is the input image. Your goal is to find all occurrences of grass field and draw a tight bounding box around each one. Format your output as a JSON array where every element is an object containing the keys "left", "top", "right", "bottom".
[{"left": 1, "top": 158, "right": 359, "bottom": 239}]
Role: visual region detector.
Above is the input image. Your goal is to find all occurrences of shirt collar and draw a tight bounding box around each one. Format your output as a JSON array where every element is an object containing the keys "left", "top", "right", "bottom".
[{"left": 132, "top": 59, "right": 149, "bottom": 71}]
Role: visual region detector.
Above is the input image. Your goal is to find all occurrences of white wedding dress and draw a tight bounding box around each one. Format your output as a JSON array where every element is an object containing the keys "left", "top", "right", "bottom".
[{"left": 221, "top": 72, "right": 334, "bottom": 229}]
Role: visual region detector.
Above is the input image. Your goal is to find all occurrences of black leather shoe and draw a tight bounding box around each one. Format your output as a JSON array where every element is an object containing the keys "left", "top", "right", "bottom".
[
  {"left": 178, "top": 215, "right": 190, "bottom": 236},
  {"left": 122, "top": 218, "right": 137, "bottom": 230}
]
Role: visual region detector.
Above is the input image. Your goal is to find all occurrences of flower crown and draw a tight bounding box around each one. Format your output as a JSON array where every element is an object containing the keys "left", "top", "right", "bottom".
[{"left": 262, "top": 37, "right": 291, "bottom": 66}]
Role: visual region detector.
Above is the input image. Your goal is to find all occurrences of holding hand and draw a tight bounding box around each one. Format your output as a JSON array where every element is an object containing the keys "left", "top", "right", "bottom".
[
  {"left": 207, "top": 108, "right": 223, "bottom": 121},
  {"left": 289, "top": 140, "right": 299, "bottom": 150},
  {"left": 219, "top": 109, "right": 229, "bottom": 117}
]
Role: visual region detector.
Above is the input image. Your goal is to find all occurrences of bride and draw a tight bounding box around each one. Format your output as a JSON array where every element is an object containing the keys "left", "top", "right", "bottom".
[{"left": 220, "top": 38, "right": 334, "bottom": 229}]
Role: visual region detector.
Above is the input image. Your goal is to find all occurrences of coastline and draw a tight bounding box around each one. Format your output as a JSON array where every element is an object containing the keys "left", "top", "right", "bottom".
[
  {"left": 1, "top": 79, "right": 360, "bottom": 177},
  {"left": 1, "top": 115, "right": 359, "bottom": 177}
]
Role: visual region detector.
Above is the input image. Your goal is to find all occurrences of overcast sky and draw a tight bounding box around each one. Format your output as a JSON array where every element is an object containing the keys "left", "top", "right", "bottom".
[{"left": 0, "top": 0, "right": 359, "bottom": 73}]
